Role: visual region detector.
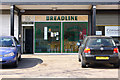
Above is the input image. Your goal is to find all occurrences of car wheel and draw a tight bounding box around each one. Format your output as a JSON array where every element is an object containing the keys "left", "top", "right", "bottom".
[
  {"left": 81, "top": 56, "right": 86, "bottom": 68},
  {"left": 13, "top": 56, "right": 18, "bottom": 68},
  {"left": 78, "top": 55, "right": 81, "bottom": 62},
  {"left": 18, "top": 55, "right": 22, "bottom": 61},
  {"left": 79, "top": 58, "right": 81, "bottom": 62}
]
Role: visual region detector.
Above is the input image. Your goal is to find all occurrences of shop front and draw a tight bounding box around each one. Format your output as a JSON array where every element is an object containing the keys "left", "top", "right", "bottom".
[
  {"left": 22, "top": 15, "right": 88, "bottom": 53},
  {"left": 1, "top": 1, "right": 119, "bottom": 54}
]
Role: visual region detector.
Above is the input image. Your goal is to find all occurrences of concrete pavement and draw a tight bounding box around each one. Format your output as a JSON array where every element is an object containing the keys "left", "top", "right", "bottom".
[{"left": 0, "top": 55, "right": 119, "bottom": 78}]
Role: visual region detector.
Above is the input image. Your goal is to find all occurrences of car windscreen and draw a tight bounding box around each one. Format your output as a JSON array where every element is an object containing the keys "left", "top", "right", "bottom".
[
  {"left": 87, "top": 38, "right": 115, "bottom": 47},
  {"left": 0, "top": 37, "right": 15, "bottom": 47}
]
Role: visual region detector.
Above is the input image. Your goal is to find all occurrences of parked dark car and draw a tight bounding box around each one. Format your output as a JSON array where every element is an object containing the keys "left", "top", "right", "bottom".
[
  {"left": 0, "top": 36, "right": 21, "bottom": 67},
  {"left": 114, "top": 39, "right": 120, "bottom": 52},
  {"left": 78, "top": 36, "right": 119, "bottom": 68}
]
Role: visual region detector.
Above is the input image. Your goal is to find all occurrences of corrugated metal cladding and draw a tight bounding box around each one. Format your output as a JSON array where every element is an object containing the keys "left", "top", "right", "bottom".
[
  {"left": 1, "top": 0, "right": 119, "bottom": 2},
  {"left": 96, "top": 14, "right": 119, "bottom": 25}
]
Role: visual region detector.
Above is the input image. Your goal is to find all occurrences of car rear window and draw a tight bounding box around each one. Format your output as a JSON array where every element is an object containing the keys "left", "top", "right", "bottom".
[{"left": 87, "top": 38, "right": 115, "bottom": 47}]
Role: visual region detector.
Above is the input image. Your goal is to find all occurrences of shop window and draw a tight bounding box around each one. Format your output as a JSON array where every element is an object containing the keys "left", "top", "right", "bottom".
[{"left": 96, "top": 26, "right": 105, "bottom": 35}]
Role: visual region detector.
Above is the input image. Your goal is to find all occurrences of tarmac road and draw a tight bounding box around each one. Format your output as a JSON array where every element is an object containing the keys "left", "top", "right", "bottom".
[{"left": 0, "top": 55, "right": 119, "bottom": 78}]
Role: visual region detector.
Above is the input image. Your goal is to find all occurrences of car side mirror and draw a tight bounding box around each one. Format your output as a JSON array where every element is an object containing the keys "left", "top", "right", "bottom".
[{"left": 77, "top": 42, "right": 81, "bottom": 48}]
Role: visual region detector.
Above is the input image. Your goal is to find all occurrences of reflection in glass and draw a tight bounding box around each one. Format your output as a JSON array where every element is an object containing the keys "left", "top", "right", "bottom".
[
  {"left": 63, "top": 22, "right": 88, "bottom": 53},
  {"left": 35, "top": 22, "right": 61, "bottom": 53}
]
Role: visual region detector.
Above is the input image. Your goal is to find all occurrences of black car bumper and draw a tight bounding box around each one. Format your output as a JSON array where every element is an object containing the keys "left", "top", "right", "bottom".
[
  {"left": 84, "top": 55, "right": 119, "bottom": 64},
  {"left": 0, "top": 60, "right": 16, "bottom": 67}
]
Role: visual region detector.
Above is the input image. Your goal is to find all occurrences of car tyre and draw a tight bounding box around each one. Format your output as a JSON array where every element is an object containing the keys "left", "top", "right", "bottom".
[
  {"left": 81, "top": 56, "right": 87, "bottom": 68},
  {"left": 18, "top": 55, "right": 22, "bottom": 61},
  {"left": 78, "top": 55, "right": 81, "bottom": 62},
  {"left": 79, "top": 58, "right": 81, "bottom": 62},
  {"left": 13, "top": 56, "right": 18, "bottom": 68}
]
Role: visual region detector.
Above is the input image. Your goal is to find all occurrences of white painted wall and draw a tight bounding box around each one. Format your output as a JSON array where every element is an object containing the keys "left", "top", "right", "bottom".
[
  {"left": 0, "top": 14, "right": 10, "bottom": 36},
  {"left": 14, "top": 15, "right": 18, "bottom": 39},
  {"left": 0, "top": 14, "right": 18, "bottom": 39}
]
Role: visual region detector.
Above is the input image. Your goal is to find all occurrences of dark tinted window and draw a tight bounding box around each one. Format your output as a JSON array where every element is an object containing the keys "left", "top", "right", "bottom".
[{"left": 87, "top": 38, "right": 115, "bottom": 47}]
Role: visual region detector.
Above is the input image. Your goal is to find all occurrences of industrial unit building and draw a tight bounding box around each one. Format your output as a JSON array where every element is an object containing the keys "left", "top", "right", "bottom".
[{"left": 0, "top": 0, "right": 120, "bottom": 54}]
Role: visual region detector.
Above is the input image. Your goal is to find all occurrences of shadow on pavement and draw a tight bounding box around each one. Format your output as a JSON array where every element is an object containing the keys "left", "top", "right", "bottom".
[
  {"left": 88, "top": 63, "right": 118, "bottom": 69},
  {"left": 2, "top": 58, "right": 43, "bottom": 69}
]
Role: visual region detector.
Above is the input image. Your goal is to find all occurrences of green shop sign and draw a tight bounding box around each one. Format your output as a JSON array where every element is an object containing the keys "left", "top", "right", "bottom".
[{"left": 46, "top": 16, "right": 78, "bottom": 21}]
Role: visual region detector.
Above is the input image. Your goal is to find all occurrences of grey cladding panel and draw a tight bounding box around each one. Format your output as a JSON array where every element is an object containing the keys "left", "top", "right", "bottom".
[{"left": 96, "top": 14, "right": 119, "bottom": 25}]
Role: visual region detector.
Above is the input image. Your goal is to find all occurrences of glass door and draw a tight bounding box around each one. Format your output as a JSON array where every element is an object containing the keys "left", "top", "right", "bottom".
[
  {"left": 23, "top": 26, "right": 33, "bottom": 54},
  {"left": 35, "top": 22, "right": 61, "bottom": 53},
  {"left": 63, "top": 22, "right": 88, "bottom": 53}
]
